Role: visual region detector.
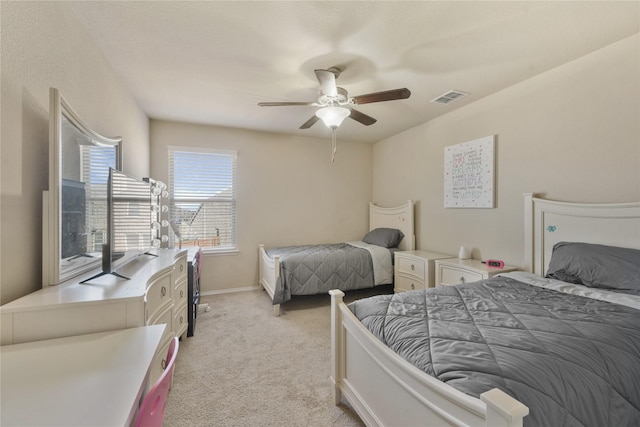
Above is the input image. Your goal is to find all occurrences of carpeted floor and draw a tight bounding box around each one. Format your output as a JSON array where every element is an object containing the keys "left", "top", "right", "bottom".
[{"left": 164, "top": 285, "right": 393, "bottom": 426}]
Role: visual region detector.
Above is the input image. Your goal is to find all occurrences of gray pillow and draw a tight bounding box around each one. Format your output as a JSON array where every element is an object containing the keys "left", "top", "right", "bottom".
[
  {"left": 362, "top": 228, "right": 404, "bottom": 248},
  {"left": 546, "top": 242, "right": 640, "bottom": 290}
]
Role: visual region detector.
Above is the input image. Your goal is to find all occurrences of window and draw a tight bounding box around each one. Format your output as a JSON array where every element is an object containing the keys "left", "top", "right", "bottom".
[{"left": 168, "top": 147, "right": 237, "bottom": 252}]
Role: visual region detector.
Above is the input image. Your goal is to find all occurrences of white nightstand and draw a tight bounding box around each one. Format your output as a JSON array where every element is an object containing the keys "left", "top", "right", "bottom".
[
  {"left": 434, "top": 258, "right": 518, "bottom": 287},
  {"left": 394, "top": 251, "right": 454, "bottom": 292}
]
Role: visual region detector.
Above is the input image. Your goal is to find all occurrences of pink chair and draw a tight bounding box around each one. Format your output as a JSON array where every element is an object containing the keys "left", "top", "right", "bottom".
[{"left": 134, "top": 336, "right": 179, "bottom": 427}]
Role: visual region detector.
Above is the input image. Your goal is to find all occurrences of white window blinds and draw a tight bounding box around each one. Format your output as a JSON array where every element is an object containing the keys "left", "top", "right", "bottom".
[
  {"left": 109, "top": 169, "right": 153, "bottom": 253},
  {"left": 80, "top": 144, "right": 117, "bottom": 252},
  {"left": 168, "top": 148, "right": 237, "bottom": 250}
]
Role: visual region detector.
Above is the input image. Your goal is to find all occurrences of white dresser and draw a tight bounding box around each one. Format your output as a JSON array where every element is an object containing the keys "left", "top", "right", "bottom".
[
  {"left": 394, "top": 250, "right": 454, "bottom": 291},
  {"left": 0, "top": 248, "right": 187, "bottom": 384},
  {"left": 435, "top": 258, "right": 518, "bottom": 287}
]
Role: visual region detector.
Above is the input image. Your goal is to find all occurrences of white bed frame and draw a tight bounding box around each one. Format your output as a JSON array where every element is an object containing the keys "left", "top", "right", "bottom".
[
  {"left": 331, "top": 193, "right": 640, "bottom": 427},
  {"left": 259, "top": 200, "right": 415, "bottom": 316}
]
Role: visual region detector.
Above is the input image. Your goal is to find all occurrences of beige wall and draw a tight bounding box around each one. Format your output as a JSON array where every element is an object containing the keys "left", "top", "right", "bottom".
[
  {"left": 0, "top": 2, "right": 150, "bottom": 303},
  {"left": 150, "top": 120, "right": 373, "bottom": 293},
  {"left": 373, "top": 34, "right": 640, "bottom": 267}
]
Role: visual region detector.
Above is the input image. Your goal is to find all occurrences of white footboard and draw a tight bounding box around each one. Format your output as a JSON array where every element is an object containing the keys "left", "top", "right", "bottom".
[
  {"left": 330, "top": 290, "right": 528, "bottom": 427},
  {"left": 258, "top": 244, "right": 281, "bottom": 316}
]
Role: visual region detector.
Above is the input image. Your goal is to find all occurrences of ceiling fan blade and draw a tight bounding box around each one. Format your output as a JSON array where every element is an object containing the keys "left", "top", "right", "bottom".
[
  {"left": 258, "top": 101, "right": 314, "bottom": 107},
  {"left": 352, "top": 88, "right": 411, "bottom": 105},
  {"left": 299, "top": 115, "right": 320, "bottom": 129},
  {"left": 314, "top": 69, "right": 338, "bottom": 97},
  {"left": 348, "top": 108, "right": 377, "bottom": 126}
]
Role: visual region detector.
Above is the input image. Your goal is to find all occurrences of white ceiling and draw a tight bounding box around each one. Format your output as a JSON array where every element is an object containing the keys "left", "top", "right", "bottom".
[{"left": 67, "top": 1, "right": 639, "bottom": 143}]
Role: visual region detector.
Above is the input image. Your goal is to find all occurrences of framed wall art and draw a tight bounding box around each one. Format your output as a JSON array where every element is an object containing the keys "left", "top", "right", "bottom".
[{"left": 444, "top": 135, "right": 495, "bottom": 208}]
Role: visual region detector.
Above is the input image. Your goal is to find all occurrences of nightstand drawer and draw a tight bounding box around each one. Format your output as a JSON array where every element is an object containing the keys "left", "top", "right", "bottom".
[
  {"left": 435, "top": 258, "right": 518, "bottom": 287},
  {"left": 395, "top": 275, "right": 423, "bottom": 292},
  {"left": 396, "top": 256, "right": 426, "bottom": 279},
  {"left": 439, "top": 266, "right": 484, "bottom": 286},
  {"left": 394, "top": 251, "right": 453, "bottom": 292}
]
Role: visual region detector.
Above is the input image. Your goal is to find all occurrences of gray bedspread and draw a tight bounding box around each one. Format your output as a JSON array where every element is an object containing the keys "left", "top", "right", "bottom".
[
  {"left": 268, "top": 244, "right": 374, "bottom": 305},
  {"left": 348, "top": 277, "right": 640, "bottom": 427}
]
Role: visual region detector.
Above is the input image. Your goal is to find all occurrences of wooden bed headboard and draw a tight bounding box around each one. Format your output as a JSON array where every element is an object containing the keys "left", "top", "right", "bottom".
[
  {"left": 524, "top": 193, "right": 640, "bottom": 276},
  {"left": 369, "top": 200, "right": 415, "bottom": 251}
]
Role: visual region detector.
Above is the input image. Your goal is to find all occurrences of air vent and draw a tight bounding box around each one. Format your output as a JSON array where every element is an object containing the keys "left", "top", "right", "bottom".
[{"left": 431, "top": 90, "right": 469, "bottom": 105}]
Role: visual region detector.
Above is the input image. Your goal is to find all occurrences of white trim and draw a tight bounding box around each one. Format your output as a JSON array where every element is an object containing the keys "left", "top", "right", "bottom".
[
  {"left": 200, "top": 286, "right": 260, "bottom": 297},
  {"left": 168, "top": 145, "right": 237, "bottom": 157}
]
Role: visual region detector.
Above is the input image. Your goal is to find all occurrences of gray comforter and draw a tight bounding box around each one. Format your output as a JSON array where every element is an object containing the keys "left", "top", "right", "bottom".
[
  {"left": 348, "top": 277, "right": 640, "bottom": 427},
  {"left": 268, "top": 244, "right": 374, "bottom": 305}
]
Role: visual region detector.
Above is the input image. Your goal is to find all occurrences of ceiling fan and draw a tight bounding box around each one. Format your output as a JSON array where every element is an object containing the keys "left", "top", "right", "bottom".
[{"left": 258, "top": 67, "right": 411, "bottom": 130}]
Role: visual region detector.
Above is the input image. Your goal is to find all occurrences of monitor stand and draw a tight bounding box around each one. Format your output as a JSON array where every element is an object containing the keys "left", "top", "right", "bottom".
[
  {"left": 80, "top": 244, "right": 130, "bottom": 284},
  {"left": 80, "top": 270, "right": 130, "bottom": 284}
]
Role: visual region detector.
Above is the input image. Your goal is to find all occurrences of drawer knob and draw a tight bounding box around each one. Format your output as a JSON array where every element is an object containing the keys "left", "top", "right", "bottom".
[
  {"left": 161, "top": 358, "right": 167, "bottom": 369},
  {"left": 180, "top": 316, "right": 184, "bottom": 324},
  {"left": 411, "top": 264, "right": 415, "bottom": 271},
  {"left": 411, "top": 283, "right": 415, "bottom": 290},
  {"left": 180, "top": 264, "right": 184, "bottom": 272},
  {"left": 180, "top": 290, "right": 184, "bottom": 298},
  {"left": 459, "top": 277, "right": 465, "bottom": 284},
  {"left": 161, "top": 286, "right": 167, "bottom": 296}
]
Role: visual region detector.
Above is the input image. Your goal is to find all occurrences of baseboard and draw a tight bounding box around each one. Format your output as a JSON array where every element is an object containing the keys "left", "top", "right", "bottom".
[{"left": 200, "top": 285, "right": 261, "bottom": 297}]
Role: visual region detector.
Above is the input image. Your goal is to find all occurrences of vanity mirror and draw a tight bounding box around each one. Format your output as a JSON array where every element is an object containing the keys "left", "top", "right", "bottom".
[{"left": 43, "top": 88, "right": 122, "bottom": 286}]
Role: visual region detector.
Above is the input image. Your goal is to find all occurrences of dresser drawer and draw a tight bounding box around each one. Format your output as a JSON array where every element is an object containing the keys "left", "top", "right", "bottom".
[
  {"left": 174, "top": 255, "right": 187, "bottom": 283},
  {"left": 439, "top": 265, "right": 484, "bottom": 286},
  {"left": 174, "top": 277, "right": 187, "bottom": 306},
  {"left": 147, "top": 303, "right": 173, "bottom": 346},
  {"left": 395, "top": 275, "right": 424, "bottom": 292},
  {"left": 396, "top": 256, "right": 426, "bottom": 280},
  {"left": 150, "top": 339, "right": 171, "bottom": 386},
  {"left": 174, "top": 302, "right": 188, "bottom": 336},
  {"left": 146, "top": 274, "right": 172, "bottom": 318}
]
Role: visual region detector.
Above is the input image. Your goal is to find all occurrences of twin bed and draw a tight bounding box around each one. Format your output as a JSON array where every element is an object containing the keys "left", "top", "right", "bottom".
[
  {"left": 330, "top": 194, "right": 640, "bottom": 427},
  {"left": 259, "top": 200, "right": 415, "bottom": 316}
]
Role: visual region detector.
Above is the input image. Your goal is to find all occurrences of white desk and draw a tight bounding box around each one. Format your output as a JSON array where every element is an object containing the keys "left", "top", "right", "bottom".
[{"left": 1, "top": 325, "right": 165, "bottom": 427}]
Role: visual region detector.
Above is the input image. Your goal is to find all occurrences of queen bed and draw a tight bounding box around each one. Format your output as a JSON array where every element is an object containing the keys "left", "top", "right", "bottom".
[
  {"left": 330, "top": 193, "right": 640, "bottom": 427},
  {"left": 259, "top": 200, "right": 415, "bottom": 316}
]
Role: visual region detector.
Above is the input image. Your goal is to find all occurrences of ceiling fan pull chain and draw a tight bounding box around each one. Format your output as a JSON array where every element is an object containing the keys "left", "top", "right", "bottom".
[{"left": 331, "top": 128, "right": 337, "bottom": 162}]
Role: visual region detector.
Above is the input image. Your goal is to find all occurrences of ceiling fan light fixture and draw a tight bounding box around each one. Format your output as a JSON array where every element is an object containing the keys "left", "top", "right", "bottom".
[{"left": 315, "top": 106, "right": 350, "bottom": 129}]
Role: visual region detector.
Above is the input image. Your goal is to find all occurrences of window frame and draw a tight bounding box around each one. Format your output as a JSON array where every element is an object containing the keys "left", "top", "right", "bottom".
[{"left": 168, "top": 146, "right": 238, "bottom": 255}]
